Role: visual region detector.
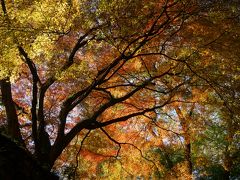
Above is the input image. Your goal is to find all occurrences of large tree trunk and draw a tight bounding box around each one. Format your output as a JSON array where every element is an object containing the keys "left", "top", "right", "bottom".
[
  {"left": 0, "top": 78, "right": 24, "bottom": 145},
  {"left": 184, "top": 139, "right": 193, "bottom": 179},
  {"left": 174, "top": 106, "right": 193, "bottom": 180},
  {"left": 0, "top": 133, "right": 59, "bottom": 180}
]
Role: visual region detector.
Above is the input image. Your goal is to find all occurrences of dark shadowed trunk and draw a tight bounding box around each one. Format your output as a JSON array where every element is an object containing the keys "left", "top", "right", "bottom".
[
  {"left": 0, "top": 78, "right": 24, "bottom": 145},
  {"left": 0, "top": 133, "right": 59, "bottom": 180}
]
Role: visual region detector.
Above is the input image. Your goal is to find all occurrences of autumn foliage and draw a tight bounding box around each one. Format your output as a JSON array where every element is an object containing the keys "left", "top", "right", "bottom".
[{"left": 0, "top": 0, "right": 239, "bottom": 179}]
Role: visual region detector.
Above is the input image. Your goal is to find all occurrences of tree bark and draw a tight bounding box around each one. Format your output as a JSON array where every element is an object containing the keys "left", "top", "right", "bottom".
[
  {"left": 175, "top": 106, "right": 193, "bottom": 180},
  {"left": 0, "top": 133, "right": 59, "bottom": 180},
  {"left": 0, "top": 78, "right": 24, "bottom": 145}
]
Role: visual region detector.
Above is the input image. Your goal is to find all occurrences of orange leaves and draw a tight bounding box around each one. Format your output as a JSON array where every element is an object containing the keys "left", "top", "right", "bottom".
[
  {"left": 79, "top": 149, "right": 111, "bottom": 163},
  {"left": 2, "top": 0, "right": 240, "bottom": 178}
]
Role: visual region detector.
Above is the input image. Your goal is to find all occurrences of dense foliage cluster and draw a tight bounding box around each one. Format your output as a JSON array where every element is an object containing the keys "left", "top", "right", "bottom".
[{"left": 0, "top": 0, "right": 239, "bottom": 179}]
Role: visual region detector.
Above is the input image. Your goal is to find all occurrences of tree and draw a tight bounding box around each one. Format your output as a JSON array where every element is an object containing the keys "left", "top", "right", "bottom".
[
  {"left": 0, "top": 0, "right": 239, "bottom": 179},
  {"left": 173, "top": 1, "right": 240, "bottom": 179}
]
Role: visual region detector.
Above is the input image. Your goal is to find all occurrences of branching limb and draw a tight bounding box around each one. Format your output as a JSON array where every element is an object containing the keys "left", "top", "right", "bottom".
[
  {"left": 57, "top": 63, "right": 172, "bottom": 146},
  {"left": 73, "top": 130, "right": 91, "bottom": 179},
  {"left": 18, "top": 46, "right": 40, "bottom": 147},
  {"left": 0, "top": 79, "right": 24, "bottom": 145},
  {"left": 62, "top": 74, "right": 184, "bottom": 153},
  {"left": 100, "top": 127, "right": 160, "bottom": 173},
  {"left": 143, "top": 114, "right": 181, "bottom": 136}
]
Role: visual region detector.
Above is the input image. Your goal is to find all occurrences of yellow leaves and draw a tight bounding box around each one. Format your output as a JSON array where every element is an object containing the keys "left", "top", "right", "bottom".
[
  {"left": 35, "top": 1, "right": 70, "bottom": 29},
  {"left": 1, "top": 0, "right": 79, "bottom": 82},
  {"left": 111, "top": 89, "right": 126, "bottom": 99},
  {"left": 132, "top": 59, "right": 142, "bottom": 70},
  {"left": 176, "top": 47, "right": 194, "bottom": 59},
  {"left": 0, "top": 46, "right": 22, "bottom": 81},
  {"left": 2, "top": 0, "right": 74, "bottom": 54},
  {"left": 165, "top": 161, "right": 193, "bottom": 180},
  {"left": 30, "top": 35, "right": 54, "bottom": 57},
  {"left": 11, "top": 0, "right": 71, "bottom": 31},
  {"left": 98, "top": 160, "right": 122, "bottom": 179},
  {"left": 57, "top": 63, "right": 84, "bottom": 80}
]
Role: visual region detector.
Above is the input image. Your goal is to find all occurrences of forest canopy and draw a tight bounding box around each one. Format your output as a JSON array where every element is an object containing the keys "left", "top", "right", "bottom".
[{"left": 0, "top": 0, "right": 239, "bottom": 179}]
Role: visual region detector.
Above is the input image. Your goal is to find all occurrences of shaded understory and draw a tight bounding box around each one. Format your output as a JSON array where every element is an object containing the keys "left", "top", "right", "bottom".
[{"left": 0, "top": 133, "right": 59, "bottom": 180}]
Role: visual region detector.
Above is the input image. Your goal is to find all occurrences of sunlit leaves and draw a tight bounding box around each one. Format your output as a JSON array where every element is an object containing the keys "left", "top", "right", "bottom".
[
  {"left": 0, "top": 46, "right": 22, "bottom": 80},
  {"left": 1, "top": 0, "right": 240, "bottom": 179}
]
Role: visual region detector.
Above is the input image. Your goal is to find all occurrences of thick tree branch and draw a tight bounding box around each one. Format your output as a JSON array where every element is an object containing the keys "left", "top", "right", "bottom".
[
  {"left": 37, "top": 29, "right": 97, "bottom": 152},
  {"left": 1, "top": 0, "right": 41, "bottom": 147},
  {"left": 17, "top": 46, "right": 41, "bottom": 83},
  {"left": 0, "top": 0, "right": 7, "bottom": 15},
  {"left": 55, "top": 8, "right": 183, "bottom": 139},
  {"left": 96, "top": 98, "right": 174, "bottom": 129},
  {"left": 0, "top": 79, "right": 24, "bottom": 145},
  {"left": 50, "top": 1, "right": 195, "bottom": 166},
  {"left": 18, "top": 46, "right": 40, "bottom": 148},
  {"left": 62, "top": 86, "right": 177, "bottom": 150},
  {"left": 53, "top": 66, "right": 177, "bottom": 159}
]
